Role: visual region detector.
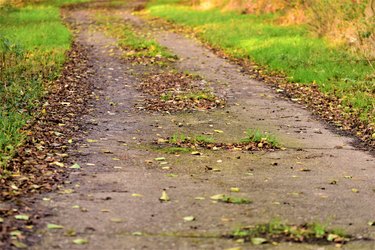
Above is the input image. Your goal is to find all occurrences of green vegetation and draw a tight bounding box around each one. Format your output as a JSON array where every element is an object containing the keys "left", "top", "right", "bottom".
[
  {"left": 169, "top": 133, "right": 215, "bottom": 144},
  {"left": 240, "top": 129, "right": 279, "bottom": 147},
  {"left": 94, "top": 13, "right": 175, "bottom": 62},
  {"left": 146, "top": 0, "right": 375, "bottom": 124},
  {"left": 218, "top": 195, "right": 252, "bottom": 204},
  {"left": 0, "top": 0, "right": 87, "bottom": 170},
  {"left": 231, "top": 220, "right": 350, "bottom": 244},
  {"left": 159, "top": 146, "right": 192, "bottom": 154}
]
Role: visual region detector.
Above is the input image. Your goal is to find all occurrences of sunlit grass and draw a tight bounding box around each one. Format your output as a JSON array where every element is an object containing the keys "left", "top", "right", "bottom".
[
  {"left": 147, "top": 0, "right": 374, "bottom": 124},
  {"left": 0, "top": 0, "right": 87, "bottom": 170}
]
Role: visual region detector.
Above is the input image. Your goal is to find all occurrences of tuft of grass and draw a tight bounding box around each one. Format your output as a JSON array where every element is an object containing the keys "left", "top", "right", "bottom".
[
  {"left": 146, "top": 0, "right": 375, "bottom": 124},
  {"left": 218, "top": 195, "right": 252, "bottom": 204},
  {"left": 231, "top": 220, "right": 350, "bottom": 244},
  {"left": 0, "top": 0, "right": 87, "bottom": 170},
  {"left": 169, "top": 132, "right": 188, "bottom": 144},
  {"left": 168, "top": 133, "right": 215, "bottom": 144},
  {"left": 94, "top": 13, "right": 175, "bottom": 62},
  {"left": 160, "top": 146, "right": 192, "bottom": 154},
  {"left": 194, "top": 135, "right": 215, "bottom": 144},
  {"left": 240, "top": 129, "right": 279, "bottom": 147}
]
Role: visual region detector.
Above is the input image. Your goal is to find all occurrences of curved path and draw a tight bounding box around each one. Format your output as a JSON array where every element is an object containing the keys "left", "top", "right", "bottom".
[{"left": 34, "top": 1, "right": 375, "bottom": 249}]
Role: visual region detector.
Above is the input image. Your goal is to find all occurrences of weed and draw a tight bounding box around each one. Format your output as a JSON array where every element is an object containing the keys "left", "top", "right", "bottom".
[
  {"left": 240, "top": 129, "right": 279, "bottom": 147},
  {"left": 194, "top": 135, "right": 215, "bottom": 144},
  {"left": 218, "top": 195, "right": 252, "bottom": 204},
  {"left": 231, "top": 220, "right": 350, "bottom": 244},
  {"left": 160, "top": 146, "right": 192, "bottom": 154},
  {"left": 169, "top": 133, "right": 188, "bottom": 144}
]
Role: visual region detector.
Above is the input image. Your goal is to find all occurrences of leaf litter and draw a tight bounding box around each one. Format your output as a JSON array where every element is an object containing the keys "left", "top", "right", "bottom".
[
  {"left": 0, "top": 42, "right": 93, "bottom": 247},
  {"left": 136, "top": 72, "right": 225, "bottom": 113}
]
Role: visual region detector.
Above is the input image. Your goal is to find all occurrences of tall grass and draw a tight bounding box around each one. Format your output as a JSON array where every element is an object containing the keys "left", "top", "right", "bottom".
[{"left": 0, "top": 0, "right": 88, "bottom": 170}]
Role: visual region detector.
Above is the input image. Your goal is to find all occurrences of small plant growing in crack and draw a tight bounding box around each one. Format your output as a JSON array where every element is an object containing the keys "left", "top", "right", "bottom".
[
  {"left": 240, "top": 129, "right": 279, "bottom": 148},
  {"left": 228, "top": 220, "right": 350, "bottom": 245},
  {"left": 218, "top": 195, "right": 252, "bottom": 204}
]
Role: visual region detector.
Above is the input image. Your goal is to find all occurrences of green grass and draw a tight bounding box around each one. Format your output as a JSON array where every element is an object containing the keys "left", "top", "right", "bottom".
[
  {"left": 0, "top": 0, "right": 88, "bottom": 170},
  {"left": 231, "top": 220, "right": 349, "bottom": 244},
  {"left": 146, "top": 0, "right": 375, "bottom": 124},
  {"left": 95, "top": 13, "right": 175, "bottom": 61},
  {"left": 240, "top": 129, "right": 279, "bottom": 147},
  {"left": 168, "top": 133, "right": 215, "bottom": 144},
  {"left": 159, "top": 146, "right": 192, "bottom": 154}
]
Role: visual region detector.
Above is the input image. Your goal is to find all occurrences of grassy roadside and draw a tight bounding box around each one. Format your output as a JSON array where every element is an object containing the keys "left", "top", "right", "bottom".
[
  {"left": 0, "top": 0, "right": 88, "bottom": 171},
  {"left": 145, "top": 0, "right": 375, "bottom": 144}
]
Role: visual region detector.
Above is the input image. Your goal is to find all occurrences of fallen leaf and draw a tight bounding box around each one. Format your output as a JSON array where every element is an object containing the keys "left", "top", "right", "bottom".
[
  {"left": 132, "top": 193, "right": 143, "bottom": 197},
  {"left": 51, "top": 161, "right": 64, "bottom": 167},
  {"left": 368, "top": 221, "right": 375, "bottom": 226},
  {"left": 47, "top": 223, "right": 64, "bottom": 229},
  {"left": 155, "top": 157, "right": 166, "bottom": 161},
  {"left": 214, "top": 130, "right": 224, "bottom": 133},
  {"left": 10, "top": 228, "right": 24, "bottom": 236},
  {"left": 86, "top": 139, "right": 98, "bottom": 143},
  {"left": 0, "top": 217, "right": 3, "bottom": 223},
  {"left": 251, "top": 237, "right": 267, "bottom": 245},
  {"left": 60, "top": 189, "right": 74, "bottom": 194},
  {"left": 352, "top": 188, "right": 359, "bottom": 193},
  {"left": 110, "top": 218, "right": 124, "bottom": 223},
  {"left": 73, "top": 238, "right": 88, "bottom": 245},
  {"left": 327, "top": 234, "right": 339, "bottom": 241},
  {"left": 183, "top": 216, "right": 195, "bottom": 222},
  {"left": 69, "top": 163, "right": 80, "bottom": 169},
  {"left": 159, "top": 191, "right": 170, "bottom": 202},
  {"left": 64, "top": 229, "right": 76, "bottom": 237},
  {"left": 11, "top": 240, "right": 27, "bottom": 249},
  {"left": 132, "top": 231, "right": 143, "bottom": 236},
  {"left": 14, "top": 214, "right": 29, "bottom": 221},
  {"left": 194, "top": 196, "right": 205, "bottom": 200},
  {"left": 230, "top": 187, "right": 240, "bottom": 192},
  {"left": 210, "top": 194, "right": 225, "bottom": 200},
  {"left": 166, "top": 173, "right": 178, "bottom": 177}
]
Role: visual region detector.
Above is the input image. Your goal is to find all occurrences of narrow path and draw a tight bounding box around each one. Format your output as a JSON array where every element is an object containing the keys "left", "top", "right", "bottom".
[{"left": 34, "top": 1, "right": 374, "bottom": 249}]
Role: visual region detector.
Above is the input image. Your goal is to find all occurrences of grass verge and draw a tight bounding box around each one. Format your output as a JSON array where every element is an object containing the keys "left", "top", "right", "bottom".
[
  {"left": 145, "top": 0, "right": 375, "bottom": 146},
  {"left": 0, "top": 0, "right": 88, "bottom": 171}
]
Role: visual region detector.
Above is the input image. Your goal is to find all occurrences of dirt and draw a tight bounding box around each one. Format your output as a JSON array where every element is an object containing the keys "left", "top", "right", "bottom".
[{"left": 1, "top": 0, "right": 374, "bottom": 249}]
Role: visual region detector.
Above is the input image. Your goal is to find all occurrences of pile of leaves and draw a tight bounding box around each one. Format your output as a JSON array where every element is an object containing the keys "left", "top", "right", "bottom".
[
  {"left": 136, "top": 72, "right": 226, "bottom": 112},
  {"left": 0, "top": 42, "right": 93, "bottom": 248},
  {"left": 229, "top": 221, "right": 351, "bottom": 245}
]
